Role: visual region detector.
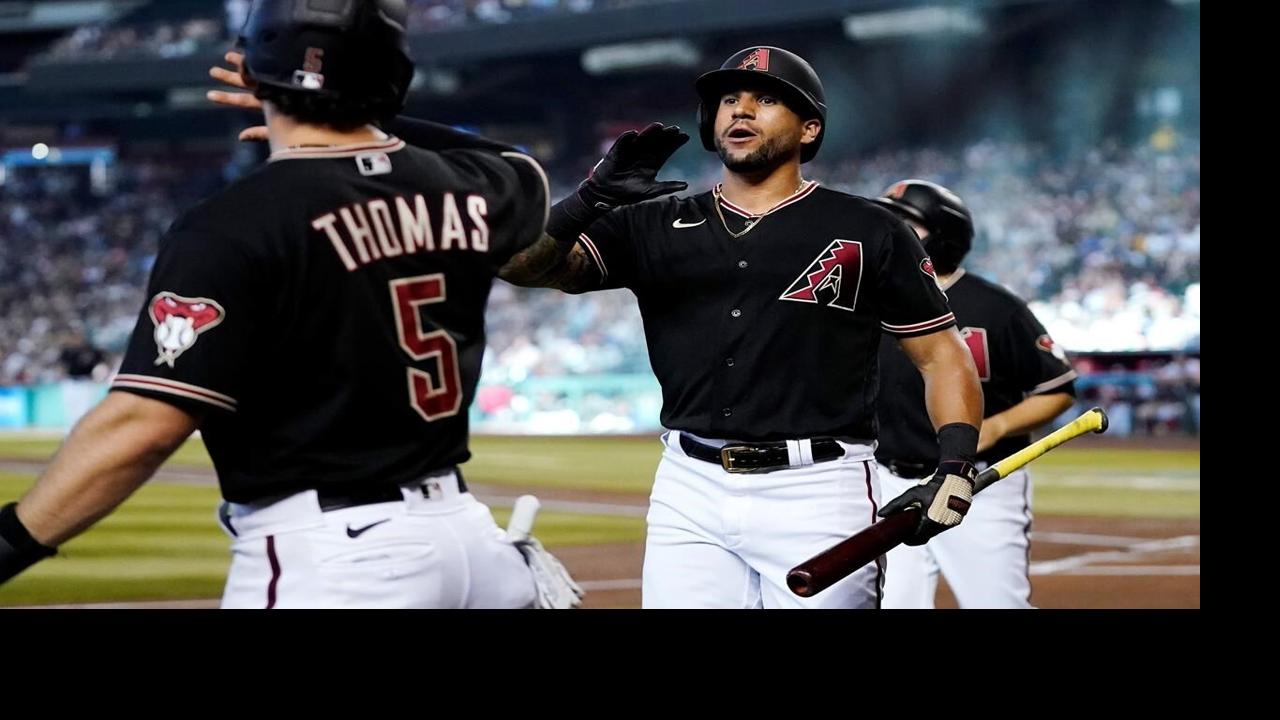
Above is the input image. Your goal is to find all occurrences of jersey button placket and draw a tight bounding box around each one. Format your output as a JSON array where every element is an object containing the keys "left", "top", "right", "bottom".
[{"left": 714, "top": 246, "right": 750, "bottom": 433}]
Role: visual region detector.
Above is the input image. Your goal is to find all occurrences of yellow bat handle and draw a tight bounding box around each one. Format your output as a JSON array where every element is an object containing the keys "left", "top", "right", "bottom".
[{"left": 974, "top": 407, "right": 1109, "bottom": 494}]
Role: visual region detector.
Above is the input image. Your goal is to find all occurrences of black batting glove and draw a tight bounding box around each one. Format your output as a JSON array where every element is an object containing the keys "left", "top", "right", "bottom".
[
  {"left": 579, "top": 122, "right": 689, "bottom": 209},
  {"left": 878, "top": 460, "right": 978, "bottom": 546},
  {"left": 547, "top": 122, "right": 689, "bottom": 243}
]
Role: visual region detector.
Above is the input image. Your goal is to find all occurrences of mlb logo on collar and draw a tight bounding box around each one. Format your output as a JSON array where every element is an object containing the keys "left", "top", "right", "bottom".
[{"left": 357, "top": 152, "right": 393, "bottom": 176}]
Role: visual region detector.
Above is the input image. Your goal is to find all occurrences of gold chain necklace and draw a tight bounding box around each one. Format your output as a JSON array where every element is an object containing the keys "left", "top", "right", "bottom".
[{"left": 714, "top": 180, "right": 810, "bottom": 239}]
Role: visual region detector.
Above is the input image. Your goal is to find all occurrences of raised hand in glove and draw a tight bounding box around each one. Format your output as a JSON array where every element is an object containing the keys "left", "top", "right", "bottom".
[
  {"left": 546, "top": 123, "right": 689, "bottom": 242},
  {"left": 877, "top": 460, "right": 977, "bottom": 546},
  {"left": 579, "top": 122, "right": 690, "bottom": 210}
]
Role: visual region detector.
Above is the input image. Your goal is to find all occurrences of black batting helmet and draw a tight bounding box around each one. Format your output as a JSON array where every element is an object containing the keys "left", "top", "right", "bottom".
[
  {"left": 240, "top": 0, "right": 413, "bottom": 121},
  {"left": 695, "top": 46, "right": 827, "bottom": 163},
  {"left": 872, "top": 180, "right": 975, "bottom": 275}
]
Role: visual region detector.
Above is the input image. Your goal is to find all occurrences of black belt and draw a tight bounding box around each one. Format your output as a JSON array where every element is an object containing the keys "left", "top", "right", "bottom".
[
  {"left": 679, "top": 434, "right": 844, "bottom": 473},
  {"left": 882, "top": 459, "right": 934, "bottom": 480},
  {"left": 315, "top": 468, "right": 467, "bottom": 512}
]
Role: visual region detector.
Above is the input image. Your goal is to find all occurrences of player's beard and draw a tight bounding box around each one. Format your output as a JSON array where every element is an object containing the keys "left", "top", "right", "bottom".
[{"left": 716, "top": 132, "right": 800, "bottom": 174}]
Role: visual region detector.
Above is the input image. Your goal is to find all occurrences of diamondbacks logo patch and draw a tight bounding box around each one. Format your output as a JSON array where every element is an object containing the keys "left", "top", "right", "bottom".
[
  {"left": 920, "top": 256, "right": 937, "bottom": 280},
  {"left": 1037, "top": 333, "right": 1069, "bottom": 363},
  {"left": 738, "top": 48, "right": 771, "bottom": 71},
  {"left": 150, "top": 292, "right": 225, "bottom": 367},
  {"left": 779, "top": 239, "right": 863, "bottom": 313}
]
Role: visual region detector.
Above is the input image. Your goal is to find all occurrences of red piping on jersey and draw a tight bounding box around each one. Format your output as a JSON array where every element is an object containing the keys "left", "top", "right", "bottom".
[
  {"left": 111, "top": 374, "right": 237, "bottom": 412},
  {"left": 1031, "top": 369, "right": 1079, "bottom": 395},
  {"left": 1021, "top": 473, "right": 1033, "bottom": 608},
  {"left": 881, "top": 312, "right": 956, "bottom": 334},
  {"left": 578, "top": 233, "right": 608, "bottom": 281},
  {"left": 715, "top": 180, "right": 819, "bottom": 218},
  {"left": 265, "top": 535, "right": 281, "bottom": 609},
  {"left": 864, "top": 459, "right": 884, "bottom": 609}
]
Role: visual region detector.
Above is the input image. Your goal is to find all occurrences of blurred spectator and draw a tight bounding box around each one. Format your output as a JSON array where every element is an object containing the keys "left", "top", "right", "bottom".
[
  {"left": 58, "top": 330, "right": 108, "bottom": 381},
  {"left": 404, "top": 0, "right": 677, "bottom": 33},
  {"left": 2, "top": 134, "right": 1198, "bottom": 434},
  {"left": 44, "top": 18, "right": 226, "bottom": 62}
]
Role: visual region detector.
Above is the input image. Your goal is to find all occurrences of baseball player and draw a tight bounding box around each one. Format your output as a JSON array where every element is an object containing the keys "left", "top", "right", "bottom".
[
  {"left": 872, "top": 180, "right": 1077, "bottom": 609},
  {"left": 499, "top": 47, "right": 985, "bottom": 608},
  {"left": 1, "top": 0, "right": 583, "bottom": 609}
]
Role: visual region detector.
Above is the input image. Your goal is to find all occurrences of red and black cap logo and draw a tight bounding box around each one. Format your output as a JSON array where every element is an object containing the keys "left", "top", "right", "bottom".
[{"left": 737, "top": 48, "right": 771, "bottom": 71}]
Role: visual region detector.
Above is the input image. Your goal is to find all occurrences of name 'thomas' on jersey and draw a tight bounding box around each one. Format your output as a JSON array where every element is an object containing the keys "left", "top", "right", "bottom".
[{"left": 112, "top": 138, "right": 548, "bottom": 502}]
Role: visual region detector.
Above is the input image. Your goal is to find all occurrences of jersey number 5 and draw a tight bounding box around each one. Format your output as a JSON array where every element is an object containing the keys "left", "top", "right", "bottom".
[
  {"left": 390, "top": 274, "right": 462, "bottom": 422},
  {"left": 959, "top": 326, "right": 992, "bottom": 382}
]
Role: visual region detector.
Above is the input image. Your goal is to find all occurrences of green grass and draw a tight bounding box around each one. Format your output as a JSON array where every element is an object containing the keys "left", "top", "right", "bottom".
[
  {"left": 1023, "top": 446, "right": 1199, "bottom": 518},
  {"left": 0, "top": 433, "right": 1197, "bottom": 605},
  {"left": 0, "top": 433, "right": 214, "bottom": 466},
  {"left": 0, "top": 467, "right": 643, "bottom": 606},
  {"left": 1033, "top": 484, "right": 1199, "bottom": 519}
]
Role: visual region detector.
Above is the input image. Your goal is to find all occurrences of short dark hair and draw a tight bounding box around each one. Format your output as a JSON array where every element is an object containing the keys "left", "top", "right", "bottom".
[{"left": 254, "top": 83, "right": 385, "bottom": 132}]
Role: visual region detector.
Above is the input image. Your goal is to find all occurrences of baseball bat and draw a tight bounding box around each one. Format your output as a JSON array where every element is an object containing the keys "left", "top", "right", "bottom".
[
  {"left": 786, "top": 406, "right": 1109, "bottom": 598},
  {"left": 505, "top": 495, "right": 541, "bottom": 543}
]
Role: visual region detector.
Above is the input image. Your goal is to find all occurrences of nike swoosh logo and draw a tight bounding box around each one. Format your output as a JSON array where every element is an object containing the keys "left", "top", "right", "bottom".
[
  {"left": 672, "top": 218, "right": 706, "bottom": 228},
  {"left": 346, "top": 519, "right": 391, "bottom": 538}
]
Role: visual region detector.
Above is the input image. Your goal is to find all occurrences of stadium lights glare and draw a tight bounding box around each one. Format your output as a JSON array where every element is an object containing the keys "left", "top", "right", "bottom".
[
  {"left": 31, "top": 143, "right": 49, "bottom": 160},
  {"left": 843, "top": 6, "right": 986, "bottom": 40},
  {"left": 582, "top": 39, "right": 701, "bottom": 75}
]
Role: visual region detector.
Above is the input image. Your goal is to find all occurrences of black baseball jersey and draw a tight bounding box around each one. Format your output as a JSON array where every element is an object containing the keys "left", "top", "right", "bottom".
[
  {"left": 112, "top": 137, "right": 549, "bottom": 502},
  {"left": 574, "top": 182, "right": 956, "bottom": 441},
  {"left": 876, "top": 269, "right": 1078, "bottom": 468}
]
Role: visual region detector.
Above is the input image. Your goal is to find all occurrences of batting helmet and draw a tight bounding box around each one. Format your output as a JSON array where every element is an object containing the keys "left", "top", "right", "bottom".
[
  {"left": 240, "top": 0, "right": 413, "bottom": 120},
  {"left": 872, "top": 179, "right": 975, "bottom": 275},
  {"left": 695, "top": 46, "right": 827, "bottom": 163}
]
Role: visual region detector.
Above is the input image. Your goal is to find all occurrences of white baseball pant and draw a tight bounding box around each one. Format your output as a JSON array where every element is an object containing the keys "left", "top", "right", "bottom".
[
  {"left": 878, "top": 463, "right": 1033, "bottom": 609},
  {"left": 643, "top": 431, "right": 884, "bottom": 609},
  {"left": 218, "top": 470, "right": 536, "bottom": 609}
]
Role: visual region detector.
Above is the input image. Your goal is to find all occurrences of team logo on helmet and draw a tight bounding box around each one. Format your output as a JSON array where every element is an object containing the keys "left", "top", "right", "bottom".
[
  {"left": 1036, "top": 334, "right": 1069, "bottom": 363},
  {"left": 738, "top": 48, "right": 771, "bottom": 72},
  {"left": 292, "top": 46, "right": 326, "bottom": 90},
  {"left": 780, "top": 239, "right": 863, "bottom": 313},
  {"left": 150, "top": 292, "right": 226, "bottom": 367}
]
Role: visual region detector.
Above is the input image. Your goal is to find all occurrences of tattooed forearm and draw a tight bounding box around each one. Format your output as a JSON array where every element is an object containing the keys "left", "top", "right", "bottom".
[{"left": 498, "top": 233, "right": 599, "bottom": 292}]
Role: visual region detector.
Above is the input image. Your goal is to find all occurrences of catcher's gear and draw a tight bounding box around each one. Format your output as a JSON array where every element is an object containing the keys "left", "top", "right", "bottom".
[
  {"left": 239, "top": 0, "right": 413, "bottom": 120},
  {"left": 872, "top": 180, "right": 975, "bottom": 276},
  {"left": 695, "top": 46, "right": 827, "bottom": 163},
  {"left": 877, "top": 460, "right": 977, "bottom": 546}
]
